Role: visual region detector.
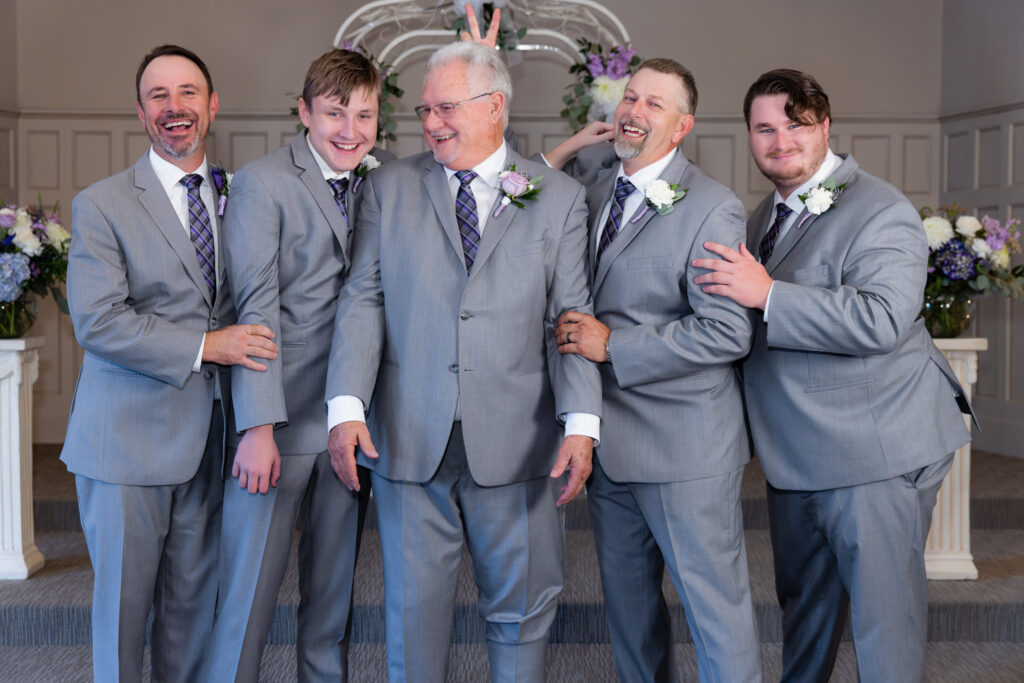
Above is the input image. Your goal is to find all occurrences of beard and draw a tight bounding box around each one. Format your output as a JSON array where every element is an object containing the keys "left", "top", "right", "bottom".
[
  {"left": 613, "top": 119, "right": 649, "bottom": 160},
  {"left": 147, "top": 111, "right": 206, "bottom": 161}
]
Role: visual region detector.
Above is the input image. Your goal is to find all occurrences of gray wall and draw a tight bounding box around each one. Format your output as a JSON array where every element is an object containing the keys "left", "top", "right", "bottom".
[{"left": 941, "top": 0, "right": 1024, "bottom": 116}]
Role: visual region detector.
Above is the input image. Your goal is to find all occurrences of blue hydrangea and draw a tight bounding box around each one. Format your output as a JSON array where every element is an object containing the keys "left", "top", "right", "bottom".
[
  {"left": 0, "top": 252, "right": 31, "bottom": 302},
  {"left": 934, "top": 239, "right": 977, "bottom": 281}
]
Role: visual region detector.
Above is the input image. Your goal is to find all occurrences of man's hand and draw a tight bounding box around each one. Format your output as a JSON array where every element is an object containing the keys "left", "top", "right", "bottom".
[
  {"left": 550, "top": 434, "right": 593, "bottom": 506},
  {"left": 327, "top": 421, "right": 378, "bottom": 491},
  {"left": 543, "top": 121, "right": 615, "bottom": 170},
  {"left": 460, "top": 4, "right": 500, "bottom": 48},
  {"left": 203, "top": 324, "right": 278, "bottom": 370},
  {"left": 692, "top": 242, "right": 774, "bottom": 310},
  {"left": 556, "top": 311, "right": 611, "bottom": 362},
  {"left": 233, "top": 424, "right": 281, "bottom": 494}
]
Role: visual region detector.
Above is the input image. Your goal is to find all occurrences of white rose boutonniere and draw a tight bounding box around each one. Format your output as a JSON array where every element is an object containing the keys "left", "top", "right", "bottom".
[
  {"left": 798, "top": 176, "right": 848, "bottom": 220},
  {"left": 352, "top": 153, "right": 380, "bottom": 193},
  {"left": 632, "top": 179, "right": 687, "bottom": 223}
]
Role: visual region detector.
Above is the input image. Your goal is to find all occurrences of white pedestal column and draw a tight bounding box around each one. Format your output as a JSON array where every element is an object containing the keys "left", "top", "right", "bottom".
[
  {"left": 926, "top": 337, "right": 987, "bottom": 581},
  {"left": 0, "top": 337, "right": 45, "bottom": 580}
]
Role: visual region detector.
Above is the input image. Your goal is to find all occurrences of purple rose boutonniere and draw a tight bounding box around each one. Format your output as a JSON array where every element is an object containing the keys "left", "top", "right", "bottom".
[
  {"left": 210, "top": 166, "right": 232, "bottom": 217},
  {"left": 493, "top": 164, "right": 543, "bottom": 218},
  {"left": 352, "top": 153, "right": 381, "bottom": 194}
]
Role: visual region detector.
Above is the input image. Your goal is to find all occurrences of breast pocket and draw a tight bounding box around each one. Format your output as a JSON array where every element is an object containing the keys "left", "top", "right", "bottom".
[{"left": 505, "top": 239, "right": 549, "bottom": 258}]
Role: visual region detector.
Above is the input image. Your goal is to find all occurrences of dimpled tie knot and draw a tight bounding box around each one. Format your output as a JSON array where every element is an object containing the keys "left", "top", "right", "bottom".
[
  {"left": 595, "top": 177, "right": 635, "bottom": 270},
  {"left": 328, "top": 176, "right": 350, "bottom": 222},
  {"left": 454, "top": 170, "right": 480, "bottom": 274},
  {"left": 758, "top": 202, "right": 793, "bottom": 263},
  {"left": 180, "top": 174, "right": 216, "bottom": 300}
]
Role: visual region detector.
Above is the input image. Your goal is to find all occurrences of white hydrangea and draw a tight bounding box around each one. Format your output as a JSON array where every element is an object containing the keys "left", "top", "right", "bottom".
[
  {"left": 804, "top": 187, "right": 834, "bottom": 215},
  {"left": 12, "top": 225, "right": 43, "bottom": 256},
  {"left": 44, "top": 220, "right": 70, "bottom": 250},
  {"left": 13, "top": 208, "right": 32, "bottom": 231},
  {"left": 923, "top": 216, "right": 954, "bottom": 249},
  {"left": 644, "top": 179, "right": 676, "bottom": 208},
  {"left": 955, "top": 215, "right": 982, "bottom": 238},
  {"left": 971, "top": 237, "right": 992, "bottom": 258},
  {"left": 990, "top": 247, "right": 1010, "bottom": 269},
  {"left": 590, "top": 75, "right": 629, "bottom": 120}
]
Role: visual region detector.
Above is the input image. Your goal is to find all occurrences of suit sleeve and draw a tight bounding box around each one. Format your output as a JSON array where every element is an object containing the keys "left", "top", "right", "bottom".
[
  {"left": 545, "top": 181, "right": 602, "bottom": 420},
  {"left": 67, "top": 192, "right": 204, "bottom": 388},
  {"left": 222, "top": 168, "right": 288, "bottom": 432},
  {"left": 325, "top": 175, "right": 386, "bottom": 408},
  {"left": 607, "top": 196, "right": 755, "bottom": 389},
  {"left": 765, "top": 196, "right": 926, "bottom": 355}
]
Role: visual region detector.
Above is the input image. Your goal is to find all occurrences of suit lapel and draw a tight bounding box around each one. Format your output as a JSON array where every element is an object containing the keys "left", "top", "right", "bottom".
[
  {"left": 587, "top": 165, "right": 617, "bottom": 282},
  {"left": 292, "top": 135, "right": 351, "bottom": 257},
  {"left": 593, "top": 151, "right": 690, "bottom": 293},
  {"left": 422, "top": 158, "right": 466, "bottom": 267},
  {"left": 134, "top": 155, "right": 211, "bottom": 306},
  {"left": 469, "top": 149, "right": 524, "bottom": 280}
]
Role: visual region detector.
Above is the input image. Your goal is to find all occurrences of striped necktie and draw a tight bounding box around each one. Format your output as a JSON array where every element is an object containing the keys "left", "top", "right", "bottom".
[
  {"left": 328, "top": 176, "right": 349, "bottom": 222},
  {"left": 454, "top": 170, "right": 480, "bottom": 274},
  {"left": 595, "top": 177, "right": 635, "bottom": 270},
  {"left": 758, "top": 202, "right": 793, "bottom": 263},
  {"left": 180, "top": 174, "right": 216, "bottom": 300}
]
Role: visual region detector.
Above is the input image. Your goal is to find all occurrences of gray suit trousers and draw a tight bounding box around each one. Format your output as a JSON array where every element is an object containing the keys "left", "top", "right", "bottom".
[
  {"left": 767, "top": 453, "right": 955, "bottom": 683},
  {"left": 371, "top": 424, "right": 563, "bottom": 683},
  {"left": 588, "top": 460, "right": 762, "bottom": 683},
  {"left": 207, "top": 449, "right": 368, "bottom": 682},
  {"left": 76, "top": 408, "right": 223, "bottom": 683}
]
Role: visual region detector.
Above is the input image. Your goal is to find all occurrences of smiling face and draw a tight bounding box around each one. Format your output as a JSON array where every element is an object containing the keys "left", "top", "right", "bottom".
[
  {"left": 747, "top": 93, "right": 830, "bottom": 198},
  {"left": 135, "top": 55, "right": 218, "bottom": 171},
  {"left": 299, "top": 88, "right": 378, "bottom": 173},
  {"left": 612, "top": 68, "right": 693, "bottom": 176},
  {"left": 420, "top": 61, "right": 504, "bottom": 170}
]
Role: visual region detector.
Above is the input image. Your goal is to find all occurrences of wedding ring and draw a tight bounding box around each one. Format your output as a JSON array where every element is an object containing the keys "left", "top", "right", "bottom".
[{"left": 567, "top": 331, "right": 574, "bottom": 344}]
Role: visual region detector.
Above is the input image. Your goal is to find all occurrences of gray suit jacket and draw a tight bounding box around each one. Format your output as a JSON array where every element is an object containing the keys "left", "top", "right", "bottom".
[
  {"left": 326, "top": 148, "right": 602, "bottom": 486},
  {"left": 743, "top": 154, "right": 972, "bottom": 491},
  {"left": 224, "top": 134, "right": 392, "bottom": 455},
  {"left": 568, "top": 144, "right": 754, "bottom": 483},
  {"left": 62, "top": 153, "right": 234, "bottom": 486}
]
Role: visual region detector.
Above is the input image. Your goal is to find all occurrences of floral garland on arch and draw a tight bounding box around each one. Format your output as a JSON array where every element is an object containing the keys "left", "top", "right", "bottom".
[{"left": 561, "top": 38, "right": 641, "bottom": 133}]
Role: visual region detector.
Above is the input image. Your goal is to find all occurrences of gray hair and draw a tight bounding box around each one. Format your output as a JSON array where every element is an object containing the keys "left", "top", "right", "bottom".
[{"left": 425, "top": 42, "right": 512, "bottom": 126}]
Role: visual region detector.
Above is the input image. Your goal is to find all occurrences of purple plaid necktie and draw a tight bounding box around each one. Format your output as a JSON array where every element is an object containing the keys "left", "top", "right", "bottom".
[
  {"left": 454, "top": 170, "right": 480, "bottom": 274},
  {"left": 595, "top": 177, "right": 635, "bottom": 270},
  {"left": 180, "top": 174, "right": 216, "bottom": 300},
  {"left": 328, "top": 177, "right": 349, "bottom": 222},
  {"left": 758, "top": 202, "right": 793, "bottom": 263}
]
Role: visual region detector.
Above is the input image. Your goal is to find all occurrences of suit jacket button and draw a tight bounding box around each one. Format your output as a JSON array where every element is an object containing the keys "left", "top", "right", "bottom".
[
  {"left": 449, "top": 364, "right": 459, "bottom": 373},
  {"left": 460, "top": 311, "right": 471, "bottom": 320},
  {"left": 203, "top": 370, "right": 214, "bottom": 380}
]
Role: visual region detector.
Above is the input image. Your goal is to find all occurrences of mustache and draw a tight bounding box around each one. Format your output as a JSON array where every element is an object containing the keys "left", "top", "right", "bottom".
[{"left": 616, "top": 118, "right": 650, "bottom": 135}]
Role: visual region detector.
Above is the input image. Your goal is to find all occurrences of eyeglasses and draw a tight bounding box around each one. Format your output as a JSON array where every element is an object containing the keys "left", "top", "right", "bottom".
[{"left": 414, "top": 92, "right": 494, "bottom": 121}]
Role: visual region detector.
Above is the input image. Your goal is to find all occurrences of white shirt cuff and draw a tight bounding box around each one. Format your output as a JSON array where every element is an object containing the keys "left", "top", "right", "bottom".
[
  {"left": 763, "top": 281, "right": 777, "bottom": 322},
  {"left": 539, "top": 153, "right": 552, "bottom": 169},
  {"left": 192, "top": 333, "right": 206, "bottom": 373},
  {"left": 327, "top": 395, "right": 366, "bottom": 432},
  {"left": 564, "top": 412, "right": 600, "bottom": 445}
]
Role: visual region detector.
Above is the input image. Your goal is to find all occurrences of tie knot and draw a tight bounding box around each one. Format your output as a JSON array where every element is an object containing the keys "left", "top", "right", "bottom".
[
  {"left": 614, "top": 177, "right": 635, "bottom": 201},
  {"left": 775, "top": 202, "right": 793, "bottom": 221},
  {"left": 455, "top": 170, "right": 477, "bottom": 187},
  {"left": 181, "top": 174, "right": 203, "bottom": 192},
  {"left": 328, "top": 177, "right": 349, "bottom": 198}
]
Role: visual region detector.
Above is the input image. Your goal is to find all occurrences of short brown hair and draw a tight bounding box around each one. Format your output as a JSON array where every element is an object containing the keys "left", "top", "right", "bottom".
[
  {"left": 743, "top": 69, "right": 830, "bottom": 129},
  {"left": 635, "top": 58, "right": 698, "bottom": 116},
  {"left": 301, "top": 49, "right": 381, "bottom": 107},
  {"left": 136, "top": 45, "right": 214, "bottom": 103}
]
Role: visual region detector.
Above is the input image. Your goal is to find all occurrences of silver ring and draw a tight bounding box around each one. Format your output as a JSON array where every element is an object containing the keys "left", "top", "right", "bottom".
[{"left": 567, "top": 331, "right": 574, "bottom": 344}]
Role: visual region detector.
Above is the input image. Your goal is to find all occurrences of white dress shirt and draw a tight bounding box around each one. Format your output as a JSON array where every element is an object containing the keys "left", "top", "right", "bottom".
[
  {"left": 148, "top": 147, "right": 219, "bottom": 372},
  {"left": 763, "top": 148, "right": 842, "bottom": 321},
  {"left": 327, "top": 142, "right": 600, "bottom": 443}
]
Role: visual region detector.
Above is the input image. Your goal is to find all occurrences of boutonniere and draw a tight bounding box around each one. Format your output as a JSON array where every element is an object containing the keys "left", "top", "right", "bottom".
[
  {"left": 210, "top": 166, "right": 232, "bottom": 217},
  {"left": 632, "top": 179, "right": 687, "bottom": 223},
  {"left": 797, "top": 177, "right": 848, "bottom": 225},
  {"left": 493, "top": 164, "right": 543, "bottom": 218},
  {"left": 351, "top": 153, "right": 381, "bottom": 193}
]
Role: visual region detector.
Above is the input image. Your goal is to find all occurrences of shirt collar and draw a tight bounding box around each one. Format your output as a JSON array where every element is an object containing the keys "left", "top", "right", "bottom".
[
  {"left": 149, "top": 147, "right": 210, "bottom": 193},
  {"left": 306, "top": 133, "right": 352, "bottom": 182},
  {"left": 443, "top": 141, "right": 508, "bottom": 187},
  {"left": 617, "top": 147, "right": 677, "bottom": 190},
  {"left": 775, "top": 148, "right": 842, "bottom": 215}
]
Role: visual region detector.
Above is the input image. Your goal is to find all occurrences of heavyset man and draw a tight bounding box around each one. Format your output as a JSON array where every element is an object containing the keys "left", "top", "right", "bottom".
[
  {"left": 694, "top": 68, "right": 974, "bottom": 681},
  {"left": 325, "top": 42, "right": 601, "bottom": 682},
  {"left": 62, "top": 45, "right": 276, "bottom": 681}
]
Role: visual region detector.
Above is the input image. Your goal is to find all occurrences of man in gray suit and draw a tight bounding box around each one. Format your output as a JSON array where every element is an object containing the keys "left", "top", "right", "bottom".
[
  {"left": 694, "top": 69, "right": 973, "bottom": 681},
  {"left": 207, "top": 49, "right": 392, "bottom": 682},
  {"left": 325, "top": 42, "right": 601, "bottom": 682},
  {"left": 61, "top": 45, "right": 277, "bottom": 681},
  {"left": 548, "top": 59, "right": 761, "bottom": 683}
]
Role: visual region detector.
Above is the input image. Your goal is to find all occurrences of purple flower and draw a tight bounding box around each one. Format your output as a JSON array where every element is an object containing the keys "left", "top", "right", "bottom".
[
  {"left": 499, "top": 171, "right": 530, "bottom": 197},
  {"left": 0, "top": 212, "right": 15, "bottom": 229},
  {"left": 605, "top": 45, "right": 635, "bottom": 80},
  {"left": 586, "top": 53, "right": 605, "bottom": 79},
  {"left": 935, "top": 239, "right": 977, "bottom": 281},
  {"left": 982, "top": 215, "right": 1009, "bottom": 250},
  {"left": 338, "top": 40, "right": 364, "bottom": 56}
]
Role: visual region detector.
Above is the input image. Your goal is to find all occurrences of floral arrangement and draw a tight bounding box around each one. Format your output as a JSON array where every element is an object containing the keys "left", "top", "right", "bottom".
[
  {"left": 1, "top": 199, "right": 70, "bottom": 337},
  {"left": 561, "top": 38, "right": 641, "bottom": 133},
  {"left": 493, "top": 163, "right": 542, "bottom": 217},
  {"left": 920, "top": 205, "right": 1024, "bottom": 301},
  {"left": 290, "top": 43, "right": 404, "bottom": 144},
  {"left": 450, "top": 1, "right": 526, "bottom": 54}
]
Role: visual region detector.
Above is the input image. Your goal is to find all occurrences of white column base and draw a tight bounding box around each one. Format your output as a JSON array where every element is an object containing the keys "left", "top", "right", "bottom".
[{"left": 925, "top": 552, "right": 980, "bottom": 581}]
